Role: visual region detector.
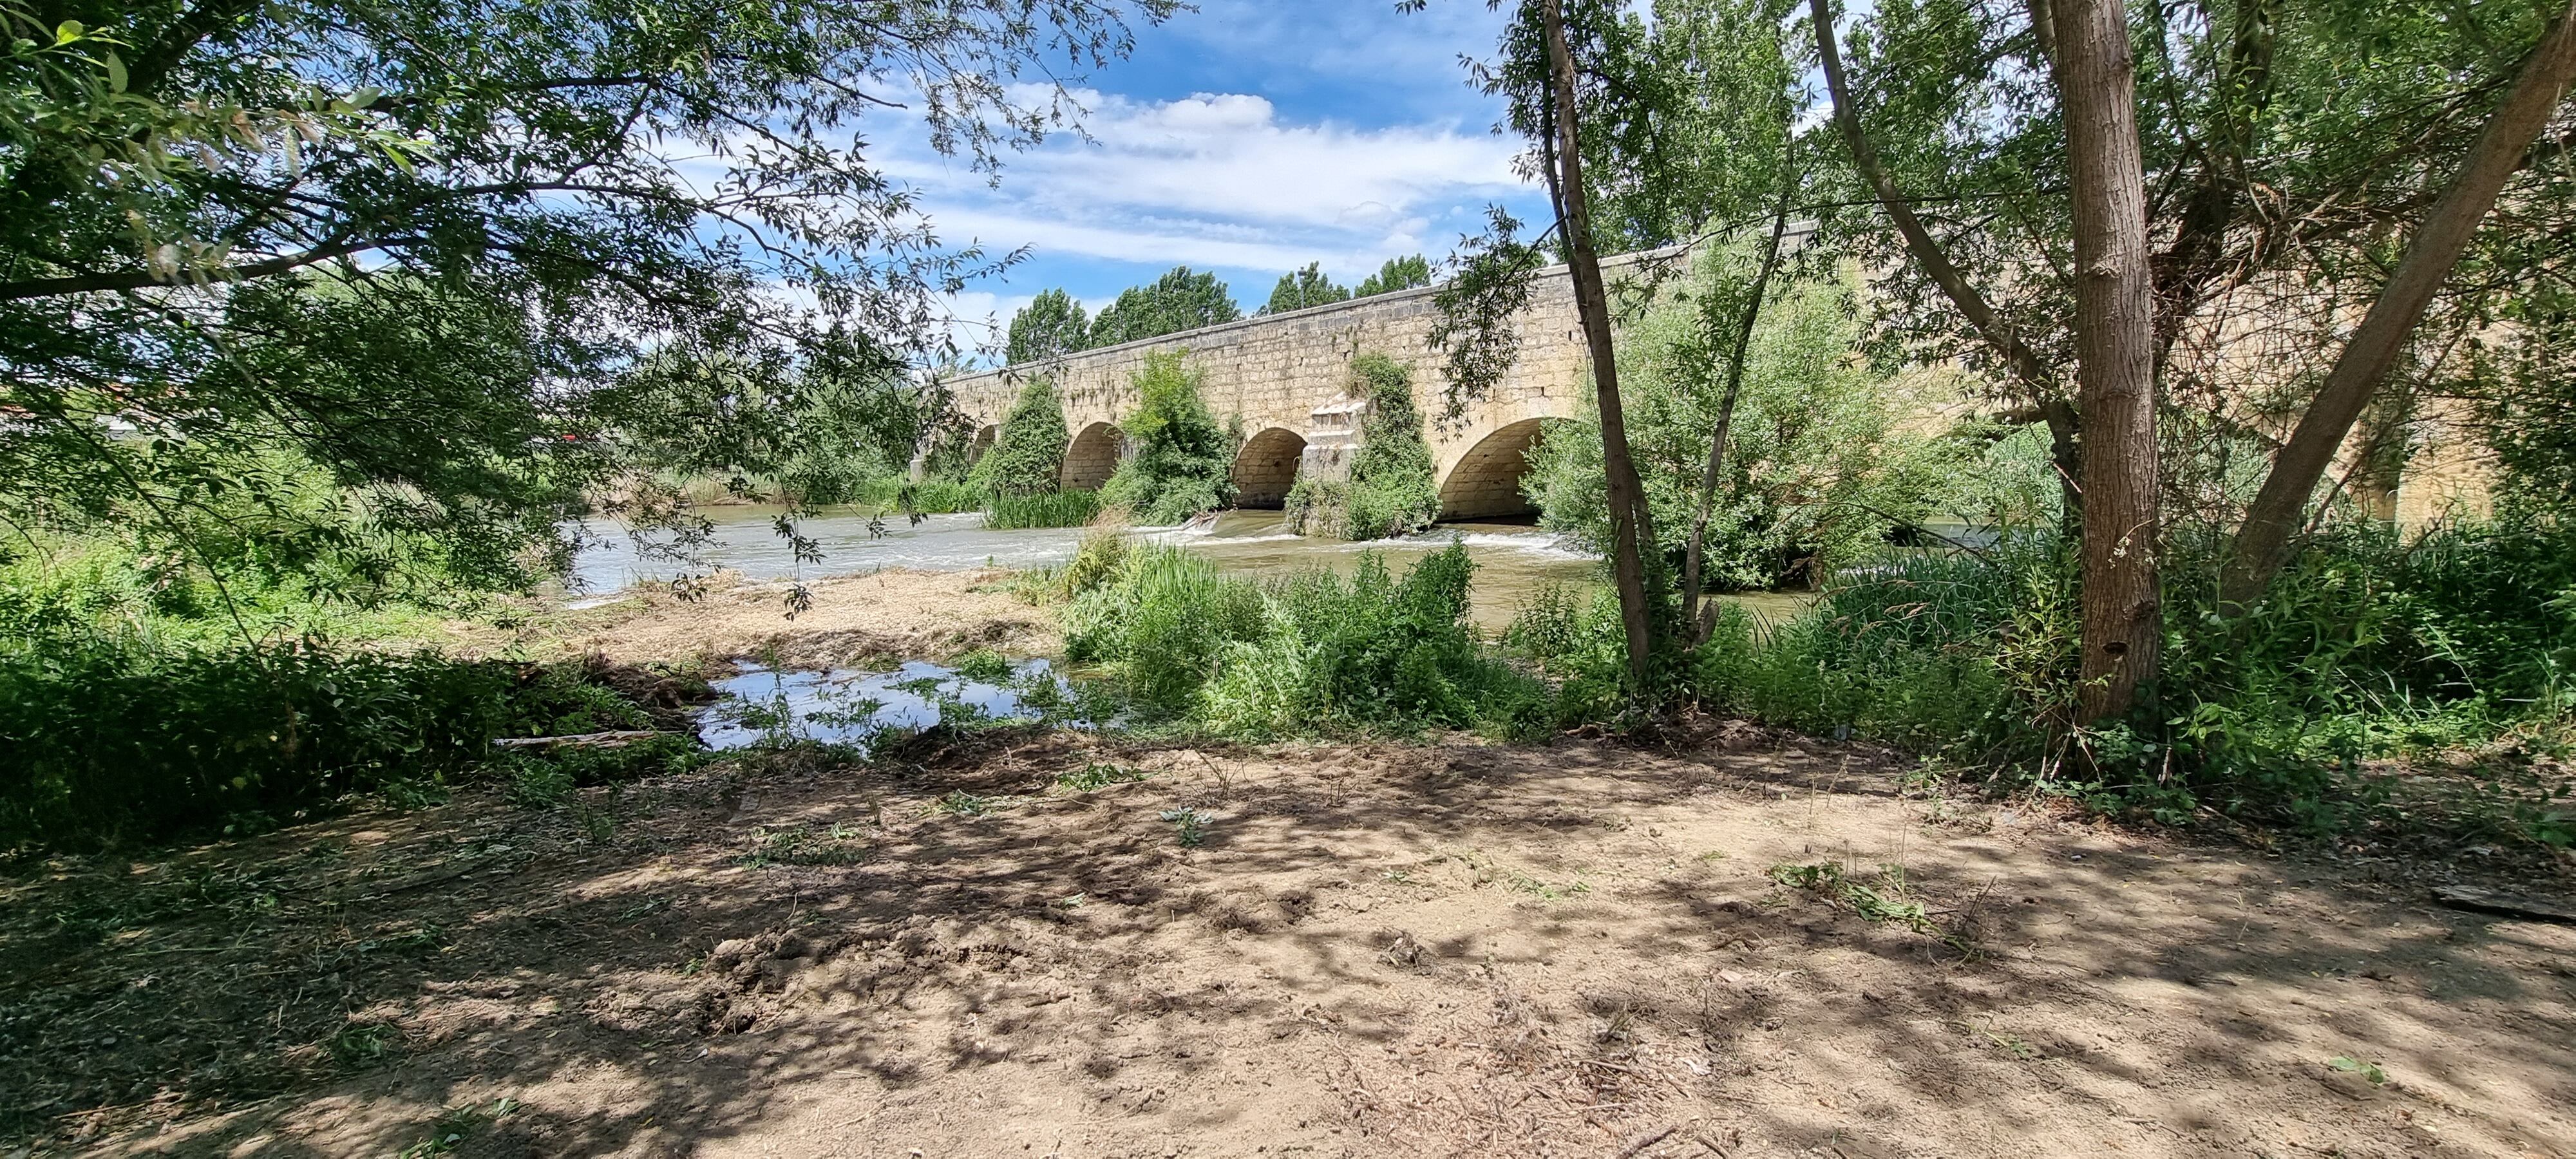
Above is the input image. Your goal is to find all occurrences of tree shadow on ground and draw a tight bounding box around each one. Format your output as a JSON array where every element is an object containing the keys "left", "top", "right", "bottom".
[{"left": 5, "top": 728, "right": 2571, "bottom": 1157}]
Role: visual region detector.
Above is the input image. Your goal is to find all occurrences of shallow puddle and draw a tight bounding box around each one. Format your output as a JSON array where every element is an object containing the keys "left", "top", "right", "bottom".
[{"left": 696, "top": 657, "right": 1079, "bottom": 750}]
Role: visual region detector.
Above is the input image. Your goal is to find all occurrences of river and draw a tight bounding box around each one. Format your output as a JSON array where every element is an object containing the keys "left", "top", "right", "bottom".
[{"left": 569, "top": 505, "right": 1811, "bottom": 632}]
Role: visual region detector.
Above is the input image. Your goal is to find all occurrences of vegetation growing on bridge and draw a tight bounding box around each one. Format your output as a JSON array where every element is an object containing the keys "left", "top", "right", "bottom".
[
  {"left": 1282, "top": 353, "right": 1442, "bottom": 540},
  {"left": 969, "top": 377, "right": 1071, "bottom": 500},
  {"left": 1100, "top": 352, "right": 1236, "bottom": 525}
]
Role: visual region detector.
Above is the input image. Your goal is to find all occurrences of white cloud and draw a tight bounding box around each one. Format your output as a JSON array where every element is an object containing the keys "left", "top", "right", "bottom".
[{"left": 891, "top": 88, "right": 1533, "bottom": 286}]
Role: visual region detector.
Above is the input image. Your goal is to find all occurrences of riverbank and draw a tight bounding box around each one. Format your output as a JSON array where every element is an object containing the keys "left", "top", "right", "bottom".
[
  {"left": 7, "top": 560, "right": 2571, "bottom": 1157},
  {"left": 437, "top": 567, "right": 1058, "bottom": 670},
  {"left": 558, "top": 507, "right": 1668, "bottom": 634}
]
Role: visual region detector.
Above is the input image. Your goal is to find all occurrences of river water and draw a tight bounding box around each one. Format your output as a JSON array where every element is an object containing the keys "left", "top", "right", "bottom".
[{"left": 570, "top": 505, "right": 1810, "bottom": 632}]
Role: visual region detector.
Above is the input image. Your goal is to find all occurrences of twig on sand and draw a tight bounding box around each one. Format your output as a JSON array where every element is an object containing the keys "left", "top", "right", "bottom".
[{"left": 1615, "top": 1124, "right": 1678, "bottom": 1158}]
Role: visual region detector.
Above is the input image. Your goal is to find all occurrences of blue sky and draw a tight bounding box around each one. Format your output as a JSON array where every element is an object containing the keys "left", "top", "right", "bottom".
[{"left": 888, "top": 0, "right": 1555, "bottom": 356}]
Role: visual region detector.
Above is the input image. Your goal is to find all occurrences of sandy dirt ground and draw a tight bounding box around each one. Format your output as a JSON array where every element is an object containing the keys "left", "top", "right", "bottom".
[
  {"left": 428, "top": 569, "right": 1058, "bottom": 668},
  {"left": 7, "top": 726, "right": 2573, "bottom": 1158}
]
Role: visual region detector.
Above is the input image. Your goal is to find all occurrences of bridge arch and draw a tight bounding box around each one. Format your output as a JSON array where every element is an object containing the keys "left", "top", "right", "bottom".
[
  {"left": 1063, "top": 420, "right": 1122, "bottom": 491},
  {"left": 968, "top": 424, "right": 998, "bottom": 466},
  {"left": 1437, "top": 417, "right": 1556, "bottom": 520},
  {"left": 1230, "top": 427, "right": 1307, "bottom": 509}
]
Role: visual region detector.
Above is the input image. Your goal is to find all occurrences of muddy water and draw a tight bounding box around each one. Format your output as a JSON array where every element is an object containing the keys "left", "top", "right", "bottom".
[{"left": 571, "top": 505, "right": 1809, "bottom": 632}]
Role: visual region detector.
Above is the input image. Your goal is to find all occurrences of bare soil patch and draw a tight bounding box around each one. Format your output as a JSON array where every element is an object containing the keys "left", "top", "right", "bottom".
[
  {"left": 6, "top": 731, "right": 2572, "bottom": 1157},
  {"left": 426, "top": 568, "right": 1055, "bottom": 668}
]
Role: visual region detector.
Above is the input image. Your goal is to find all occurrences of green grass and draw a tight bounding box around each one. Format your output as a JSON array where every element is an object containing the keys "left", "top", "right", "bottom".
[{"left": 985, "top": 488, "right": 1102, "bottom": 530}]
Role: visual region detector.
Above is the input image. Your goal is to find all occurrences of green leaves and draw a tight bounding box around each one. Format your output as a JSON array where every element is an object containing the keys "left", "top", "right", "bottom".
[
  {"left": 4, "top": 0, "right": 1175, "bottom": 600},
  {"left": 1089, "top": 267, "right": 1242, "bottom": 346},
  {"left": 1099, "top": 352, "right": 1234, "bottom": 525},
  {"left": 1006, "top": 288, "right": 1091, "bottom": 364},
  {"left": 1264, "top": 263, "right": 1350, "bottom": 314}
]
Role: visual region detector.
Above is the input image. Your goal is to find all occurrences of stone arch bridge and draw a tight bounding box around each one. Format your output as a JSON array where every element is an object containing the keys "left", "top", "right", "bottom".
[
  {"left": 945, "top": 246, "right": 2492, "bottom": 528},
  {"left": 945, "top": 262, "right": 1599, "bottom": 521}
]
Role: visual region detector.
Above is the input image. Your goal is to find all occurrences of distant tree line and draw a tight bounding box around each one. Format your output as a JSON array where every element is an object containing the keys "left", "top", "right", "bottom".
[{"left": 1003, "top": 255, "right": 1434, "bottom": 366}]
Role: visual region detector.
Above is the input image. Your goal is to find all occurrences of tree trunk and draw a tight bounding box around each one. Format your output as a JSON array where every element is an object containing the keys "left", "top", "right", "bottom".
[
  {"left": 1543, "top": 0, "right": 1660, "bottom": 689},
  {"left": 2221, "top": 0, "right": 2576, "bottom": 609},
  {"left": 1683, "top": 167, "right": 1795, "bottom": 641},
  {"left": 2054, "top": 0, "right": 2161, "bottom": 724}
]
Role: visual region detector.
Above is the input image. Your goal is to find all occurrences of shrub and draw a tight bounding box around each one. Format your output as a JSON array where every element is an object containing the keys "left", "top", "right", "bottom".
[
  {"left": 0, "top": 640, "right": 678, "bottom": 851},
  {"left": 968, "top": 377, "right": 1070, "bottom": 498},
  {"left": 1067, "top": 539, "right": 1542, "bottom": 737},
  {"left": 1063, "top": 545, "right": 1267, "bottom": 712},
  {"left": 1202, "top": 542, "right": 1539, "bottom": 737},
  {"left": 1058, "top": 524, "right": 1130, "bottom": 596},
  {"left": 1662, "top": 516, "right": 2576, "bottom": 829},
  {"left": 1283, "top": 353, "right": 1440, "bottom": 540},
  {"left": 987, "top": 489, "right": 1103, "bottom": 531},
  {"left": 1524, "top": 244, "right": 1958, "bottom": 590},
  {"left": 1099, "top": 352, "right": 1235, "bottom": 525}
]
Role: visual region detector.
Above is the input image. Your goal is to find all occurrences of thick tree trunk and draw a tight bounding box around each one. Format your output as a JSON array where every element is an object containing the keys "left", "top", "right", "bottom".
[
  {"left": 2222, "top": 0, "right": 2576, "bottom": 609},
  {"left": 1542, "top": 0, "right": 1660, "bottom": 689},
  {"left": 1683, "top": 167, "right": 1794, "bottom": 641},
  {"left": 2054, "top": 0, "right": 2161, "bottom": 724}
]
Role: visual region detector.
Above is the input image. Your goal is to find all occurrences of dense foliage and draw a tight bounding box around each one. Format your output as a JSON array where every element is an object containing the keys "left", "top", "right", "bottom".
[
  {"left": 1088, "top": 267, "right": 1243, "bottom": 347},
  {"left": 1264, "top": 263, "right": 1351, "bottom": 314},
  {"left": 1005, "top": 289, "right": 1093, "bottom": 365},
  {"left": 0, "top": 527, "right": 687, "bottom": 851},
  {"left": 1354, "top": 255, "right": 1434, "bottom": 298},
  {"left": 1283, "top": 353, "right": 1441, "bottom": 540},
  {"left": 1528, "top": 248, "right": 1956, "bottom": 589},
  {"left": 1066, "top": 542, "right": 1540, "bottom": 736},
  {"left": 1099, "top": 352, "right": 1235, "bottom": 524},
  {"left": 2469, "top": 281, "right": 2576, "bottom": 515},
  {"left": 967, "top": 377, "right": 1070, "bottom": 498},
  {"left": 2, "top": 0, "right": 1176, "bottom": 592},
  {"left": 0, "top": 641, "right": 682, "bottom": 851}
]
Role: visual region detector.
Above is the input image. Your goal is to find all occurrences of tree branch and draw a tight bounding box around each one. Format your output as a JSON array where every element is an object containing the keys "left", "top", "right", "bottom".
[
  {"left": 2222, "top": 0, "right": 2576, "bottom": 608},
  {"left": 0, "top": 234, "right": 401, "bottom": 302},
  {"left": 1811, "top": 0, "right": 2056, "bottom": 395}
]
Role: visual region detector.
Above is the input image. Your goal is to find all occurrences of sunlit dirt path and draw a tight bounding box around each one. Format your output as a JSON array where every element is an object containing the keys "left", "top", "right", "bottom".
[{"left": 11, "top": 728, "right": 2571, "bottom": 1157}]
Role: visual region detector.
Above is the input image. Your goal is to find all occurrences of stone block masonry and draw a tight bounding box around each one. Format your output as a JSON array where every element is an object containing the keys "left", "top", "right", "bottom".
[{"left": 949, "top": 258, "right": 1602, "bottom": 520}]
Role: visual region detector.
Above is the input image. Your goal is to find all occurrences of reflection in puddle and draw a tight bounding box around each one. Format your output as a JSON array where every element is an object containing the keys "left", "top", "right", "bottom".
[{"left": 696, "top": 658, "right": 1080, "bottom": 751}]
